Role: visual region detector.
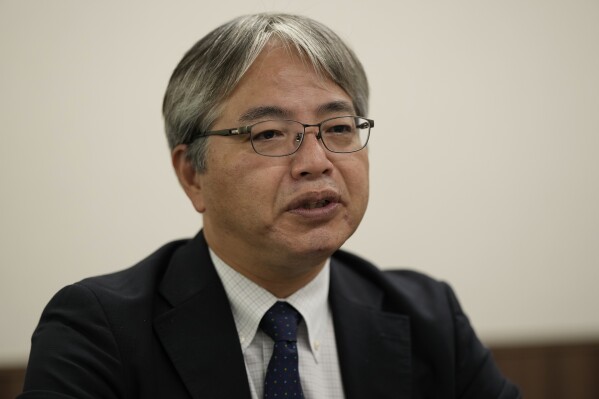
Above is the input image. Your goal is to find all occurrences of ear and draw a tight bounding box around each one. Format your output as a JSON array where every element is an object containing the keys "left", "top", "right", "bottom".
[{"left": 172, "top": 144, "right": 206, "bottom": 213}]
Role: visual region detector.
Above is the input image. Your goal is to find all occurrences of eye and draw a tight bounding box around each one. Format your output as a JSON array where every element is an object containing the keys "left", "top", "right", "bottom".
[
  {"left": 326, "top": 123, "right": 354, "bottom": 134},
  {"left": 253, "top": 130, "right": 284, "bottom": 141}
]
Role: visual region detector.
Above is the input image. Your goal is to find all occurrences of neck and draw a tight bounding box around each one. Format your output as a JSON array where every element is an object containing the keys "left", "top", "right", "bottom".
[
  {"left": 232, "top": 261, "right": 325, "bottom": 298},
  {"left": 205, "top": 232, "right": 329, "bottom": 298}
]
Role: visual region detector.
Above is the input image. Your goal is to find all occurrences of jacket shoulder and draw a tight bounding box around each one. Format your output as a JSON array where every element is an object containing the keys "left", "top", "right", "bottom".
[
  {"left": 21, "top": 239, "right": 192, "bottom": 397},
  {"left": 77, "top": 239, "right": 189, "bottom": 299},
  {"left": 331, "top": 249, "right": 453, "bottom": 313},
  {"left": 331, "top": 249, "right": 521, "bottom": 398}
]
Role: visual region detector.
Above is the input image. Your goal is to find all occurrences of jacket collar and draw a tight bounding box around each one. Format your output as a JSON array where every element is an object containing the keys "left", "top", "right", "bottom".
[
  {"left": 154, "top": 231, "right": 252, "bottom": 399},
  {"left": 153, "top": 232, "right": 412, "bottom": 399},
  {"left": 330, "top": 252, "right": 412, "bottom": 399}
]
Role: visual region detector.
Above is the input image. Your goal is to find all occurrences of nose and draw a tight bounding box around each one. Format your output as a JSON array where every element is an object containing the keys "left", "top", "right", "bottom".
[{"left": 290, "top": 128, "right": 333, "bottom": 179}]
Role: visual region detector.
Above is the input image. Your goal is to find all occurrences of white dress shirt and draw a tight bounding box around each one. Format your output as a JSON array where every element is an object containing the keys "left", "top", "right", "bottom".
[{"left": 211, "top": 250, "right": 345, "bottom": 399}]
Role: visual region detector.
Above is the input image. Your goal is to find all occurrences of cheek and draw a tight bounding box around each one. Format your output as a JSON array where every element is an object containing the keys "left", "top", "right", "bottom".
[
  {"left": 343, "top": 156, "right": 369, "bottom": 194},
  {"left": 343, "top": 159, "right": 370, "bottom": 218},
  {"left": 216, "top": 159, "right": 289, "bottom": 212}
]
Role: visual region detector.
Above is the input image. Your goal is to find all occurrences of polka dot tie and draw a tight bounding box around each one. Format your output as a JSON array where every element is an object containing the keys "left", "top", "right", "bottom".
[{"left": 260, "top": 301, "right": 304, "bottom": 399}]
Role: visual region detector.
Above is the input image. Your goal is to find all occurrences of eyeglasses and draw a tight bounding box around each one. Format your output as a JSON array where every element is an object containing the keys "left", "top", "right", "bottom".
[{"left": 184, "top": 115, "right": 373, "bottom": 157}]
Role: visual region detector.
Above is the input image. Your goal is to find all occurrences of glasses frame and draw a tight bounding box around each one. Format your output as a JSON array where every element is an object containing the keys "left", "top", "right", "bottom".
[{"left": 184, "top": 115, "right": 374, "bottom": 157}]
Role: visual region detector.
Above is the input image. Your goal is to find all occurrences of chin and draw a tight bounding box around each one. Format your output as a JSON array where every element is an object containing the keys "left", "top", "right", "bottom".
[
  {"left": 270, "top": 217, "right": 358, "bottom": 259},
  {"left": 291, "top": 229, "right": 350, "bottom": 257}
]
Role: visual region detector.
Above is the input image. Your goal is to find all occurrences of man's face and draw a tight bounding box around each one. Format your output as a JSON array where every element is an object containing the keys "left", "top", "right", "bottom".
[{"left": 188, "top": 42, "right": 369, "bottom": 272}]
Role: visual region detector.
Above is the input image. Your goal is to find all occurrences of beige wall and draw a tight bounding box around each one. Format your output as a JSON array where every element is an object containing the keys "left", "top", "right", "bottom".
[{"left": 1, "top": 0, "right": 598, "bottom": 366}]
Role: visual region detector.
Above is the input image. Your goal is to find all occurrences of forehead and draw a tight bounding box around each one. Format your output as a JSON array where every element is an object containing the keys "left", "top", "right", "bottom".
[{"left": 218, "top": 42, "right": 354, "bottom": 124}]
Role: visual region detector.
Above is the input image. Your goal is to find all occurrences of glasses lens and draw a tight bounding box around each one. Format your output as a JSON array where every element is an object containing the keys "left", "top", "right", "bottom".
[
  {"left": 320, "top": 116, "right": 370, "bottom": 153},
  {"left": 250, "top": 120, "right": 303, "bottom": 156}
]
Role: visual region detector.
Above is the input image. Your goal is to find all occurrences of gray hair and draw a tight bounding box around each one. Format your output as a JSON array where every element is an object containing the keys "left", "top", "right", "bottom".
[{"left": 162, "top": 13, "right": 369, "bottom": 171}]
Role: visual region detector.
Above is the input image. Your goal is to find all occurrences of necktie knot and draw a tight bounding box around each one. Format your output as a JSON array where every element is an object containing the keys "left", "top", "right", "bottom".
[{"left": 260, "top": 301, "right": 302, "bottom": 342}]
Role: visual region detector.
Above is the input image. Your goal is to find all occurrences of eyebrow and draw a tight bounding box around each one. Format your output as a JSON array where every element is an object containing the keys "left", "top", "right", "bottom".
[
  {"left": 237, "top": 101, "right": 357, "bottom": 125},
  {"left": 315, "top": 100, "right": 355, "bottom": 116},
  {"left": 238, "top": 106, "right": 291, "bottom": 124}
]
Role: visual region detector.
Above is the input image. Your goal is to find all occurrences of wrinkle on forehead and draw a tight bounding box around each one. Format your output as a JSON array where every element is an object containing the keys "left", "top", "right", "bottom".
[{"left": 237, "top": 100, "right": 355, "bottom": 125}]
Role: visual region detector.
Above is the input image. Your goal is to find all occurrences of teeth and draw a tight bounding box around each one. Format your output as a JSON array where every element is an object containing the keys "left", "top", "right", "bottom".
[{"left": 302, "top": 200, "right": 329, "bottom": 209}]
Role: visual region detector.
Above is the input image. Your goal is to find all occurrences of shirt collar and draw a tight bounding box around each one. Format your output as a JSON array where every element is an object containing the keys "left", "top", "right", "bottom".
[{"left": 210, "top": 249, "right": 330, "bottom": 362}]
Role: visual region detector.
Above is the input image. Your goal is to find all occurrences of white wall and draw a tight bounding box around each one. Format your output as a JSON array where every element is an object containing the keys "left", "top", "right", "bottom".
[{"left": 1, "top": 0, "right": 598, "bottom": 366}]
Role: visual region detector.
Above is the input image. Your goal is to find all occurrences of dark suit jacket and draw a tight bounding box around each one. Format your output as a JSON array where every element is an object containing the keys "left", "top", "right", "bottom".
[{"left": 19, "top": 231, "right": 520, "bottom": 398}]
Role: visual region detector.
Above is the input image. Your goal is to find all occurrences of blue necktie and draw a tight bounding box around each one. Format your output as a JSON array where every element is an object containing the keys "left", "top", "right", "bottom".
[{"left": 260, "top": 301, "right": 304, "bottom": 398}]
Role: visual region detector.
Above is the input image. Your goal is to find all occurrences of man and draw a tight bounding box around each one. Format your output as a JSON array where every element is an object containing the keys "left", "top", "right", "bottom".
[{"left": 20, "top": 13, "right": 520, "bottom": 399}]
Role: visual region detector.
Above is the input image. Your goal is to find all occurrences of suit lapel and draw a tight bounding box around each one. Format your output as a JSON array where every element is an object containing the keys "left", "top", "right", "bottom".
[
  {"left": 330, "top": 256, "right": 412, "bottom": 399},
  {"left": 151, "top": 233, "right": 412, "bottom": 398},
  {"left": 153, "top": 232, "right": 252, "bottom": 399}
]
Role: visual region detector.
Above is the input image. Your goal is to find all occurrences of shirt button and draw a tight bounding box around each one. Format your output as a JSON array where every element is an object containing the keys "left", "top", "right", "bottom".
[
  {"left": 314, "top": 340, "right": 320, "bottom": 351},
  {"left": 240, "top": 336, "right": 245, "bottom": 344}
]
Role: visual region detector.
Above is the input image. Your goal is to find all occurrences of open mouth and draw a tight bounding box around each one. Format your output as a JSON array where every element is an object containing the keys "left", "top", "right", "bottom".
[
  {"left": 301, "top": 199, "right": 331, "bottom": 209},
  {"left": 286, "top": 190, "right": 340, "bottom": 214}
]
